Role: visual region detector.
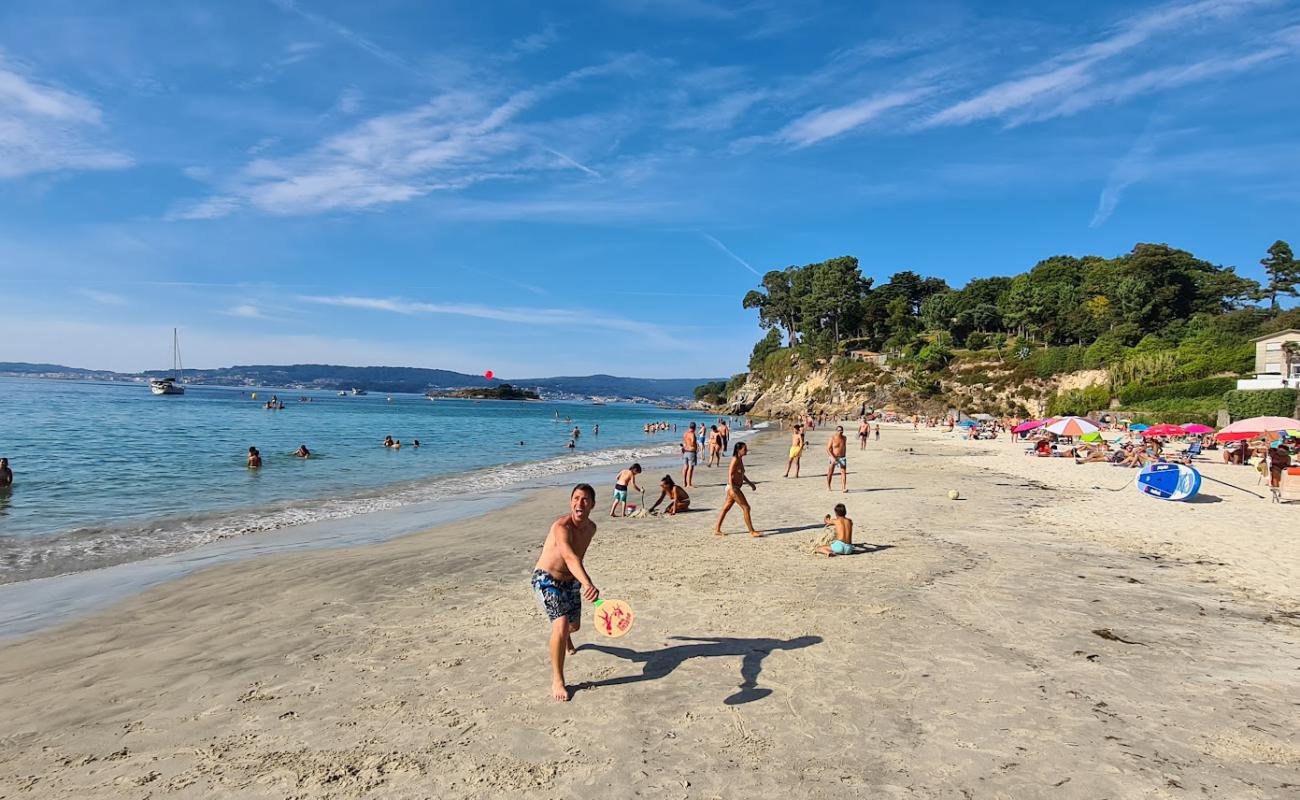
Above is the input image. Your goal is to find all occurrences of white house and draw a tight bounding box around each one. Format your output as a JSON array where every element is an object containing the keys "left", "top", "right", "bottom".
[{"left": 1236, "top": 329, "right": 1300, "bottom": 390}]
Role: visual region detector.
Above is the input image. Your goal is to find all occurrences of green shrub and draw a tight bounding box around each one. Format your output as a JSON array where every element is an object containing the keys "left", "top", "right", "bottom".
[
  {"left": 1224, "top": 389, "right": 1298, "bottom": 421},
  {"left": 964, "top": 331, "right": 991, "bottom": 350},
  {"left": 1117, "top": 377, "right": 1237, "bottom": 405},
  {"left": 1047, "top": 384, "right": 1111, "bottom": 417},
  {"left": 1083, "top": 334, "right": 1128, "bottom": 369},
  {"left": 694, "top": 380, "right": 728, "bottom": 401}
]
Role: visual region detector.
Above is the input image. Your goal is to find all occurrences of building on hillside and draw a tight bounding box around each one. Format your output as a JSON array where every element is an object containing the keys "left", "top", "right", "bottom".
[
  {"left": 849, "top": 349, "right": 888, "bottom": 366},
  {"left": 1236, "top": 329, "right": 1300, "bottom": 390}
]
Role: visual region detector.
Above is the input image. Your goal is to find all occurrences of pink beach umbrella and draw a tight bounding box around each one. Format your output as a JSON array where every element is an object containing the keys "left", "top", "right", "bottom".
[
  {"left": 1012, "top": 419, "right": 1046, "bottom": 433},
  {"left": 1043, "top": 416, "right": 1101, "bottom": 437},
  {"left": 1181, "top": 423, "right": 1215, "bottom": 434},
  {"left": 1140, "top": 424, "right": 1188, "bottom": 437},
  {"left": 1215, "top": 416, "right": 1300, "bottom": 442}
]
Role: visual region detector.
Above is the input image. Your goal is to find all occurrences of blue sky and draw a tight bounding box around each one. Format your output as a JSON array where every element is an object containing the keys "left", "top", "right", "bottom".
[{"left": 1, "top": 0, "right": 1297, "bottom": 377}]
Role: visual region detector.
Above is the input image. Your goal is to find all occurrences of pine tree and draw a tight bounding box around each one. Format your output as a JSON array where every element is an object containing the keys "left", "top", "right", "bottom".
[{"left": 1259, "top": 240, "right": 1299, "bottom": 312}]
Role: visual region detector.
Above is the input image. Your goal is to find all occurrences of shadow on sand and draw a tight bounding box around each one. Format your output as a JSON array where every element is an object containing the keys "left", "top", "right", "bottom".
[{"left": 578, "top": 635, "right": 823, "bottom": 705}]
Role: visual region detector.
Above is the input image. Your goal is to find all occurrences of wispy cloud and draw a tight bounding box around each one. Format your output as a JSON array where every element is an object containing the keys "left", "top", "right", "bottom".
[
  {"left": 542, "top": 147, "right": 602, "bottom": 178},
  {"left": 172, "top": 57, "right": 648, "bottom": 219},
  {"left": 925, "top": 0, "right": 1277, "bottom": 128},
  {"left": 779, "top": 88, "right": 932, "bottom": 147},
  {"left": 266, "top": 0, "right": 421, "bottom": 78},
  {"left": 223, "top": 304, "right": 270, "bottom": 319},
  {"left": 509, "top": 25, "right": 560, "bottom": 58},
  {"left": 1091, "top": 126, "right": 1160, "bottom": 228},
  {"left": 668, "top": 90, "right": 767, "bottom": 132},
  {"left": 79, "top": 288, "right": 129, "bottom": 306},
  {"left": 700, "top": 232, "right": 760, "bottom": 276},
  {"left": 0, "top": 53, "right": 132, "bottom": 179},
  {"left": 298, "top": 294, "right": 687, "bottom": 346}
]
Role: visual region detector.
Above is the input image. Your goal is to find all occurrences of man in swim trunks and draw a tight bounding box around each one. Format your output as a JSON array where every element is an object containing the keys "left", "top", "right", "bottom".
[
  {"left": 714, "top": 442, "right": 761, "bottom": 537},
  {"left": 719, "top": 418, "right": 730, "bottom": 453},
  {"left": 610, "top": 463, "right": 643, "bottom": 517},
  {"left": 826, "top": 426, "right": 848, "bottom": 492},
  {"left": 682, "top": 422, "right": 698, "bottom": 488},
  {"left": 814, "top": 503, "right": 854, "bottom": 557},
  {"left": 532, "top": 484, "right": 600, "bottom": 702},
  {"left": 858, "top": 418, "right": 869, "bottom": 450},
  {"left": 0, "top": 458, "right": 12, "bottom": 489},
  {"left": 785, "top": 424, "right": 805, "bottom": 478},
  {"left": 648, "top": 474, "right": 691, "bottom": 515}
]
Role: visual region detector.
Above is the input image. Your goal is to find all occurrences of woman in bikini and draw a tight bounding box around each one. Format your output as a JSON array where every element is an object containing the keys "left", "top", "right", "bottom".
[{"left": 713, "top": 442, "right": 761, "bottom": 537}]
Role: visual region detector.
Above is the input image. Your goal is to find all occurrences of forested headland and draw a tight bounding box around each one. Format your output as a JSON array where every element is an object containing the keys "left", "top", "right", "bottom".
[{"left": 703, "top": 240, "right": 1300, "bottom": 424}]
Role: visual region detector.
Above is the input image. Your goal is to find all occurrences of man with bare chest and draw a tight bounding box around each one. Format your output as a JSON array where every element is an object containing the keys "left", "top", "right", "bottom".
[{"left": 532, "top": 484, "right": 600, "bottom": 702}]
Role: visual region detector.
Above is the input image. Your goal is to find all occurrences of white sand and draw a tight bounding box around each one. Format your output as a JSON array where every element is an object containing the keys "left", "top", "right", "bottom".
[{"left": 2, "top": 424, "right": 1297, "bottom": 798}]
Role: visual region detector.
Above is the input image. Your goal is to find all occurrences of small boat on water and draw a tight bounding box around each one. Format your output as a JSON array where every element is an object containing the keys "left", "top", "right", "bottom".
[
  {"left": 150, "top": 328, "right": 185, "bottom": 396},
  {"left": 351, "top": 388, "right": 368, "bottom": 396}
]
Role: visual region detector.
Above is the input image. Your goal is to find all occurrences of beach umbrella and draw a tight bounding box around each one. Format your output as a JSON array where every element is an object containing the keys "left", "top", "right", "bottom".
[
  {"left": 1215, "top": 416, "right": 1300, "bottom": 441},
  {"left": 1141, "top": 424, "right": 1187, "bottom": 437},
  {"left": 1043, "top": 416, "right": 1101, "bottom": 437},
  {"left": 958, "top": 420, "right": 977, "bottom": 427},
  {"left": 1129, "top": 423, "right": 1150, "bottom": 431},
  {"left": 1182, "top": 423, "right": 1214, "bottom": 434},
  {"left": 1012, "top": 420, "right": 1045, "bottom": 433}
]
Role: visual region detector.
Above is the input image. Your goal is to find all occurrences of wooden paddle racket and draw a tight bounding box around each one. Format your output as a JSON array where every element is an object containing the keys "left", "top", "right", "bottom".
[{"left": 592, "top": 598, "right": 634, "bottom": 638}]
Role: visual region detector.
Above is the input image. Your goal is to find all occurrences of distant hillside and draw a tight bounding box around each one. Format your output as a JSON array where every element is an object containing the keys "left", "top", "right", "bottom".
[
  {"left": 515, "top": 374, "right": 722, "bottom": 399},
  {"left": 0, "top": 362, "right": 721, "bottom": 402}
]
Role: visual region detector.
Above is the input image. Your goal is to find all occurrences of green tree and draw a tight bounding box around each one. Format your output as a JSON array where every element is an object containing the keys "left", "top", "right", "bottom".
[
  {"left": 743, "top": 269, "right": 804, "bottom": 347},
  {"left": 803, "top": 256, "right": 870, "bottom": 354},
  {"left": 748, "top": 329, "right": 783, "bottom": 371},
  {"left": 1259, "top": 240, "right": 1299, "bottom": 312}
]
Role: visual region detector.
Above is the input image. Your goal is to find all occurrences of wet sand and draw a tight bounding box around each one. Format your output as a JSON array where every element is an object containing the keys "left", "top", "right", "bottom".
[{"left": 1, "top": 424, "right": 1297, "bottom": 798}]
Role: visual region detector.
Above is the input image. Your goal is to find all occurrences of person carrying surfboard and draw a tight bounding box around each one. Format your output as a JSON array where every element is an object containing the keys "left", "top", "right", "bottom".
[{"left": 532, "top": 484, "right": 600, "bottom": 702}]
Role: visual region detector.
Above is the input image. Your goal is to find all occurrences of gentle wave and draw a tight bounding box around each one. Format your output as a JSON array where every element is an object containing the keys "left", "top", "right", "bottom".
[{"left": 0, "top": 441, "right": 685, "bottom": 585}]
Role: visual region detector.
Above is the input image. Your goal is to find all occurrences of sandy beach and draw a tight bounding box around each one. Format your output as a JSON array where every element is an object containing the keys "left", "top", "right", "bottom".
[{"left": 2, "top": 424, "right": 1297, "bottom": 798}]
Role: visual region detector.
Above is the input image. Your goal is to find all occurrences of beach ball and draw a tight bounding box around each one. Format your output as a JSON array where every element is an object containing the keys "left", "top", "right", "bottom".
[
  {"left": 484, "top": 370, "right": 494, "bottom": 380},
  {"left": 948, "top": 489, "right": 961, "bottom": 500}
]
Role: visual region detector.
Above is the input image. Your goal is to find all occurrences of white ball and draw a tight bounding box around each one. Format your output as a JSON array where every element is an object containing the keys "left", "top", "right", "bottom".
[{"left": 948, "top": 489, "right": 961, "bottom": 500}]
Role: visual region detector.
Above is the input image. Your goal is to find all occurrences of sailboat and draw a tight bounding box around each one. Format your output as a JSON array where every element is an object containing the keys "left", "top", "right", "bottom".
[{"left": 150, "top": 328, "right": 186, "bottom": 395}]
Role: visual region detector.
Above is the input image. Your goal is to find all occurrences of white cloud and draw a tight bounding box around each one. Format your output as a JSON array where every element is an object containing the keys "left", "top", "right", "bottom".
[
  {"left": 925, "top": 0, "right": 1277, "bottom": 128},
  {"left": 699, "top": 233, "right": 760, "bottom": 276},
  {"left": 224, "top": 304, "right": 269, "bottom": 319},
  {"left": 668, "top": 90, "right": 767, "bottom": 132},
  {"left": 1091, "top": 128, "right": 1160, "bottom": 228},
  {"left": 0, "top": 54, "right": 132, "bottom": 179},
  {"left": 298, "top": 294, "right": 690, "bottom": 347},
  {"left": 79, "top": 288, "right": 129, "bottom": 306},
  {"left": 173, "top": 57, "right": 648, "bottom": 218},
  {"left": 779, "top": 88, "right": 932, "bottom": 147}
]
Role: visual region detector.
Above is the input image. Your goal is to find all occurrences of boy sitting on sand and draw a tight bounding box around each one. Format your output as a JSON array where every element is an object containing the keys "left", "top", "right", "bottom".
[
  {"left": 815, "top": 504, "right": 854, "bottom": 557},
  {"left": 532, "top": 484, "right": 600, "bottom": 702}
]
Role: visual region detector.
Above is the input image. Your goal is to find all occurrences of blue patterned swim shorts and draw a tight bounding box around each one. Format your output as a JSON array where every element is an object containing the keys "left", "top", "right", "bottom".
[{"left": 531, "top": 568, "right": 582, "bottom": 625}]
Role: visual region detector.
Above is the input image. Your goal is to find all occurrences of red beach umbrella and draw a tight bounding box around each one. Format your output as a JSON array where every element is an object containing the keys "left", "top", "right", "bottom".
[
  {"left": 1181, "top": 424, "right": 1214, "bottom": 434},
  {"left": 1012, "top": 420, "right": 1046, "bottom": 433},
  {"left": 1215, "top": 416, "right": 1300, "bottom": 441}
]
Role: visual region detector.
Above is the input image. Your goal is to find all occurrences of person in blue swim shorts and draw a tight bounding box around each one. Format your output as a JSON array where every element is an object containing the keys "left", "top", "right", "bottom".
[
  {"left": 814, "top": 503, "right": 855, "bottom": 557},
  {"left": 609, "top": 463, "right": 643, "bottom": 517},
  {"left": 533, "top": 484, "right": 600, "bottom": 702}
]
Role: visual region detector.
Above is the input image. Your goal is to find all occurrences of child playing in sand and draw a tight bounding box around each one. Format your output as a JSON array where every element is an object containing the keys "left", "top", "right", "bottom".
[
  {"left": 814, "top": 504, "right": 854, "bottom": 557},
  {"left": 532, "top": 484, "right": 600, "bottom": 702},
  {"left": 610, "top": 463, "right": 643, "bottom": 517}
]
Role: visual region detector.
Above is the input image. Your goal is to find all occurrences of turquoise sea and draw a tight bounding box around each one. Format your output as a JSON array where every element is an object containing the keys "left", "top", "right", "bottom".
[{"left": 0, "top": 378, "right": 712, "bottom": 585}]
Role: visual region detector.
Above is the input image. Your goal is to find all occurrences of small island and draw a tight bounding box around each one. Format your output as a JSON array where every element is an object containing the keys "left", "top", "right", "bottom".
[{"left": 428, "top": 383, "right": 541, "bottom": 401}]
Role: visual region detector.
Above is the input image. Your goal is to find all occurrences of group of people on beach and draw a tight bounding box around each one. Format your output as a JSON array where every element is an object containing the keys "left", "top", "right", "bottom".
[{"left": 533, "top": 421, "right": 863, "bottom": 700}]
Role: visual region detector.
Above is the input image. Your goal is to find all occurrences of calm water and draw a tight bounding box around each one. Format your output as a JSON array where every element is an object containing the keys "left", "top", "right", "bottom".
[{"left": 0, "top": 378, "right": 711, "bottom": 583}]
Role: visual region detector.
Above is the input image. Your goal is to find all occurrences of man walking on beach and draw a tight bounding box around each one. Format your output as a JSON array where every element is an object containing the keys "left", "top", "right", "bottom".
[
  {"left": 714, "top": 442, "right": 761, "bottom": 537},
  {"left": 858, "top": 418, "right": 869, "bottom": 450},
  {"left": 719, "top": 418, "right": 730, "bottom": 453},
  {"left": 532, "top": 484, "right": 600, "bottom": 702},
  {"left": 682, "top": 422, "right": 698, "bottom": 488},
  {"left": 785, "top": 424, "right": 805, "bottom": 478},
  {"left": 827, "top": 426, "right": 848, "bottom": 493}
]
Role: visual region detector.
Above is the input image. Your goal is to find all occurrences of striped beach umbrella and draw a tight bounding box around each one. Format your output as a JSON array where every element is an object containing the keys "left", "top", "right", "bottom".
[{"left": 1043, "top": 416, "right": 1101, "bottom": 437}]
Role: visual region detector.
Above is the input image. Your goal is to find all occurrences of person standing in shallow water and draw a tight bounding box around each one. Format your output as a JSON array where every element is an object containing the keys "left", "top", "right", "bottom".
[
  {"left": 531, "top": 484, "right": 600, "bottom": 702},
  {"left": 246, "top": 447, "right": 262, "bottom": 469},
  {"left": 714, "top": 442, "right": 761, "bottom": 537},
  {"left": 0, "top": 457, "right": 12, "bottom": 488}
]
